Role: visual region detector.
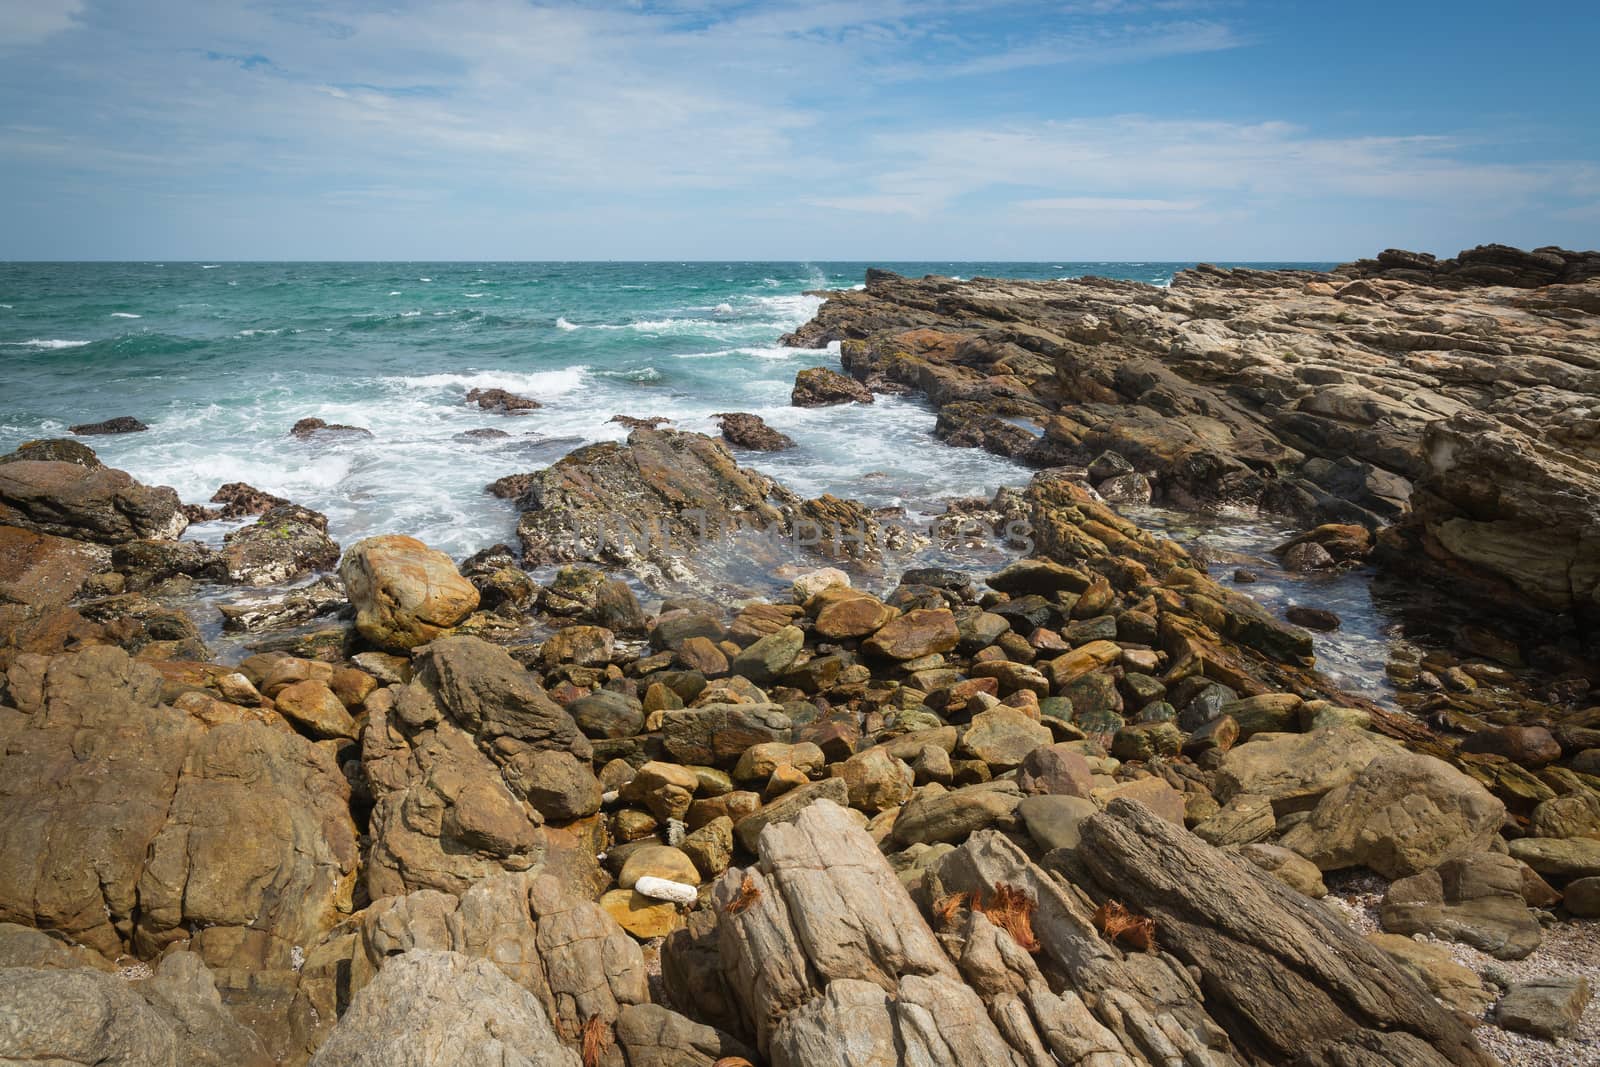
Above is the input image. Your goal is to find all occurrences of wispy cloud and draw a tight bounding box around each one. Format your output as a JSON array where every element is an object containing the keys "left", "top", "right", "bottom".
[
  {"left": 0, "top": 0, "right": 1594, "bottom": 258},
  {"left": 0, "top": 0, "right": 82, "bottom": 47}
]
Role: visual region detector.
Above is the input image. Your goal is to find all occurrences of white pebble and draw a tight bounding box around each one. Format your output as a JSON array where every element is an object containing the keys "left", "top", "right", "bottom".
[{"left": 632, "top": 876, "right": 698, "bottom": 905}]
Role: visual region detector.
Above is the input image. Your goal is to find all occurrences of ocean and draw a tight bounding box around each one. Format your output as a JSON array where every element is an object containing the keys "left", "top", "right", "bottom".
[{"left": 0, "top": 260, "right": 1332, "bottom": 560}]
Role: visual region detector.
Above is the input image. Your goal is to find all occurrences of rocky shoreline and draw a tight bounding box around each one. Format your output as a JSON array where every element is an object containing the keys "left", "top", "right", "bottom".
[{"left": 1, "top": 245, "right": 1598, "bottom": 1066}]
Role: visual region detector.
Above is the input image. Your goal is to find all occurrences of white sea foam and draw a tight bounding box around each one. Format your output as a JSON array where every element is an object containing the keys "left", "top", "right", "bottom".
[
  {"left": 674, "top": 345, "right": 805, "bottom": 361},
  {"left": 0, "top": 304, "right": 11, "bottom": 309},
  {"left": 201, "top": 264, "right": 220, "bottom": 269},
  {"left": 464, "top": 292, "right": 485, "bottom": 298},
  {"left": 555, "top": 317, "right": 580, "bottom": 331},
  {"left": 400, "top": 310, "right": 422, "bottom": 318},
  {"left": 1, "top": 339, "right": 91, "bottom": 349},
  {"left": 392, "top": 367, "right": 588, "bottom": 396},
  {"left": 110, "top": 312, "right": 142, "bottom": 319},
  {"left": 598, "top": 366, "right": 662, "bottom": 383},
  {"left": 419, "top": 277, "right": 432, "bottom": 282},
  {"left": 388, "top": 290, "right": 402, "bottom": 296},
  {"left": 714, "top": 303, "right": 734, "bottom": 314}
]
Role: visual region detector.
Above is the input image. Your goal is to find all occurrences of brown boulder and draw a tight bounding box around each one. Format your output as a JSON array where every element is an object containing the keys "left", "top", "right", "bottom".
[
  {"left": 0, "top": 459, "right": 186, "bottom": 543},
  {"left": 339, "top": 535, "right": 480, "bottom": 651},
  {"left": 862, "top": 607, "right": 958, "bottom": 660}
]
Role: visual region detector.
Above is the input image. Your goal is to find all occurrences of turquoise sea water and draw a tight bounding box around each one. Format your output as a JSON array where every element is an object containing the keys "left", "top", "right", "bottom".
[{"left": 0, "top": 261, "right": 1332, "bottom": 559}]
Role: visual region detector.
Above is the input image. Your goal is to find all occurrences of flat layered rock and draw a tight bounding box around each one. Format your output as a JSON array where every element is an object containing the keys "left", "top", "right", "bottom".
[
  {"left": 0, "top": 457, "right": 186, "bottom": 543},
  {"left": 1076, "top": 797, "right": 1494, "bottom": 1066}
]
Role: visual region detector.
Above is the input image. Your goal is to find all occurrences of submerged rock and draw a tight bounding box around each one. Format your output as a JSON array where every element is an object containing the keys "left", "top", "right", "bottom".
[
  {"left": 465, "top": 386, "right": 541, "bottom": 412},
  {"left": 715, "top": 411, "right": 795, "bottom": 451},
  {"left": 290, "top": 417, "right": 373, "bottom": 440},
  {"left": 68, "top": 415, "right": 148, "bottom": 435}
]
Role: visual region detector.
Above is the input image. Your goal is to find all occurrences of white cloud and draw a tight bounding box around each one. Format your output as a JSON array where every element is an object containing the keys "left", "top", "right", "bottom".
[
  {"left": 1019, "top": 196, "right": 1203, "bottom": 212},
  {"left": 0, "top": 0, "right": 82, "bottom": 46}
]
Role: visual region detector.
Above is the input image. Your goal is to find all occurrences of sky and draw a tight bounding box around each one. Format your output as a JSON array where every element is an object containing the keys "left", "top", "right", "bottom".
[{"left": 0, "top": 0, "right": 1596, "bottom": 260}]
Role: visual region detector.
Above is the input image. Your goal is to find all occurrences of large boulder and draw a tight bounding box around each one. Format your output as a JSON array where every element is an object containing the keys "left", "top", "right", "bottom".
[
  {"left": 339, "top": 535, "right": 480, "bottom": 651},
  {"left": 1279, "top": 749, "right": 1505, "bottom": 878},
  {"left": 0, "top": 645, "right": 358, "bottom": 969},
  {"left": 308, "top": 950, "right": 581, "bottom": 1067},
  {"left": 0, "top": 458, "right": 186, "bottom": 543},
  {"left": 1215, "top": 727, "right": 1395, "bottom": 813},
  {"left": 1379, "top": 852, "right": 1542, "bottom": 960},
  {"left": 715, "top": 412, "right": 795, "bottom": 451}
]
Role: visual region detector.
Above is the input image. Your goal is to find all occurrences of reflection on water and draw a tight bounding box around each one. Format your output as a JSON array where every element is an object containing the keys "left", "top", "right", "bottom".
[{"left": 1124, "top": 506, "right": 1403, "bottom": 702}]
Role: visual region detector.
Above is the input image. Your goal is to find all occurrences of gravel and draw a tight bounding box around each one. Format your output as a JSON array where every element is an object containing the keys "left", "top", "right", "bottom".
[{"left": 1324, "top": 870, "right": 1600, "bottom": 1066}]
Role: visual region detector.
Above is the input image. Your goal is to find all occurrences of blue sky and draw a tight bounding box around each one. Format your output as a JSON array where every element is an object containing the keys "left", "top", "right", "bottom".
[{"left": 1, "top": 0, "right": 1595, "bottom": 260}]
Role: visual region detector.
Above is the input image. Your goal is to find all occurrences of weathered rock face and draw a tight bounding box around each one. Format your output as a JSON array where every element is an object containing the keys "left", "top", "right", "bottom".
[
  {"left": 0, "top": 950, "right": 273, "bottom": 1067},
  {"left": 0, "top": 525, "right": 105, "bottom": 610},
  {"left": 362, "top": 637, "right": 599, "bottom": 897},
  {"left": 1076, "top": 798, "right": 1494, "bottom": 1067},
  {"left": 349, "top": 872, "right": 648, "bottom": 1043},
  {"left": 1400, "top": 412, "right": 1600, "bottom": 623},
  {"left": 339, "top": 535, "right": 480, "bottom": 651},
  {"left": 308, "top": 950, "right": 580, "bottom": 1067},
  {"left": 0, "top": 458, "right": 186, "bottom": 543},
  {"left": 0, "top": 645, "right": 358, "bottom": 969},
  {"left": 783, "top": 253, "right": 1600, "bottom": 634},
  {"left": 664, "top": 797, "right": 1492, "bottom": 1067}
]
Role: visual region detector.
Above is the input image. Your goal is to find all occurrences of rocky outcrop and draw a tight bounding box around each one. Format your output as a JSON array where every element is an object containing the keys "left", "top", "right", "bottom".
[
  {"left": 465, "top": 386, "right": 541, "bottom": 412},
  {"left": 782, "top": 249, "right": 1600, "bottom": 634},
  {"left": 714, "top": 411, "right": 795, "bottom": 451},
  {"left": 663, "top": 798, "right": 1492, "bottom": 1067},
  {"left": 1337, "top": 243, "right": 1600, "bottom": 288},
  {"left": 0, "top": 456, "right": 186, "bottom": 543},
  {"left": 339, "top": 535, "right": 480, "bottom": 651},
  {"left": 221, "top": 504, "right": 341, "bottom": 586},
  {"left": 513, "top": 427, "right": 903, "bottom": 585},
  {"left": 790, "top": 365, "right": 873, "bottom": 406},
  {"left": 290, "top": 417, "right": 373, "bottom": 440}
]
